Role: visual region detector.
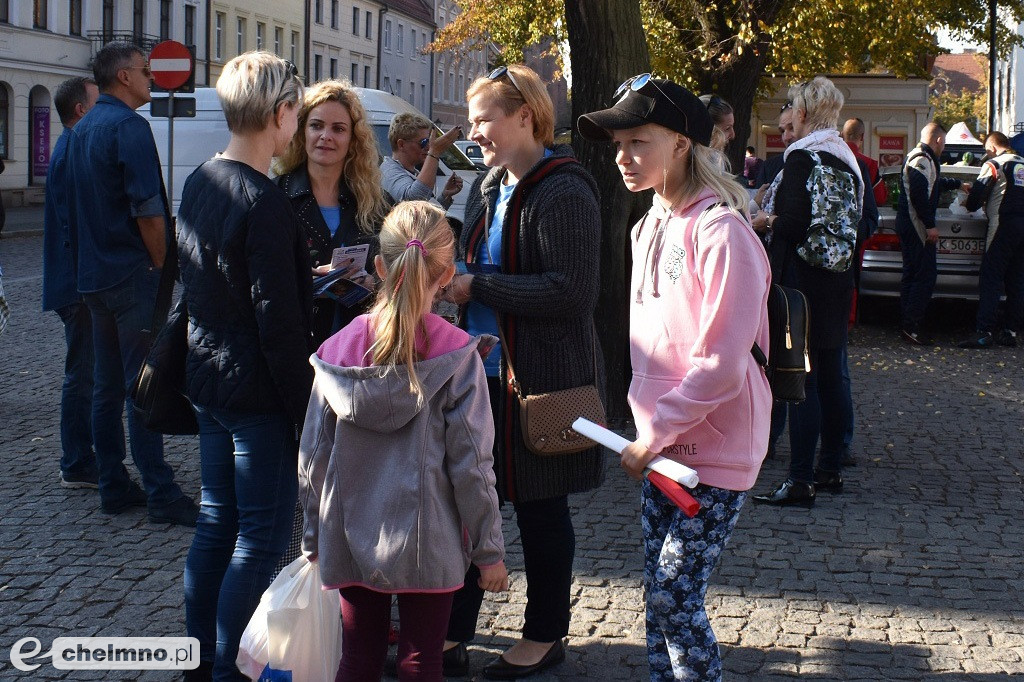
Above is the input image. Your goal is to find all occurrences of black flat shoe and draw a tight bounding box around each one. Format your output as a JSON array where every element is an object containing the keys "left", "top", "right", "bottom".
[
  {"left": 752, "top": 479, "right": 815, "bottom": 507},
  {"left": 482, "top": 640, "right": 565, "bottom": 680},
  {"left": 813, "top": 470, "right": 843, "bottom": 493}
]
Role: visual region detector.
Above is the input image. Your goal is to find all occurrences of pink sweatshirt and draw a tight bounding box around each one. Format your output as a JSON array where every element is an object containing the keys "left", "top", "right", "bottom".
[{"left": 628, "top": 190, "right": 772, "bottom": 491}]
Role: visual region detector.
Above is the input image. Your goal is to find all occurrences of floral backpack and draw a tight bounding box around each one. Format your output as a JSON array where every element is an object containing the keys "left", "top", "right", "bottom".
[{"left": 796, "top": 150, "right": 861, "bottom": 272}]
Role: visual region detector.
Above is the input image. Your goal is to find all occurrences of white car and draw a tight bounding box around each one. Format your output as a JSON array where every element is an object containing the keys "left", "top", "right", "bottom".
[{"left": 140, "top": 87, "right": 481, "bottom": 228}]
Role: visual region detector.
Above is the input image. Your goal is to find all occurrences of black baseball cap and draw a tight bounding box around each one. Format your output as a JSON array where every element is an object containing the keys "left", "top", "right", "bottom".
[{"left": 578, "top": 75, "right": 713, "bottom": 147}]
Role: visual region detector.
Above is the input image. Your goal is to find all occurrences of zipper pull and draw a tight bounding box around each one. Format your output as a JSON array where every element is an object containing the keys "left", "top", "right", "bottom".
[
  {"left": 785, "top": 324, "right": 792, "bottom": 350},
  {"left": 804, "top": 350, "right": 811, "bottom": 372}
]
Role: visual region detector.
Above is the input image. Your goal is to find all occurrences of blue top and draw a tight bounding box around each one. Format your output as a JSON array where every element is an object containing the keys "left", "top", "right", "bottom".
[
  {"left": 42, "top": 127, "right": 79, "bottom": 311},
  {"left": 465, "top": 179, "right": 516, "bottom": 376},
  {"left": 66, "top": 94, "right": 168, "bottom": 293},
  {"left": 319, "top": 205, "right": 342, "bottom": 238}
]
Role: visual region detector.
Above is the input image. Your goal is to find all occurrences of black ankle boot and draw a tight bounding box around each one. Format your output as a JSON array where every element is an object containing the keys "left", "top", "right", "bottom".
[{"left": 752, "top": 479, "right": 815, "bottom": 507}]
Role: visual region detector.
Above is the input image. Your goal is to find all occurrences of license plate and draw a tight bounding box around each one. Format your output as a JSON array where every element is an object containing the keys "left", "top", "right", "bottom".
[{"left": 937, "top": 238, "right": 984, "bottom": 255}]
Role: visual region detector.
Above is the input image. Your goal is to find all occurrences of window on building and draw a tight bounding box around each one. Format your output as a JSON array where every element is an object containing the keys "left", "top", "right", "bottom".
[
  {"left": 0, "top": 85, "right": 8, "bottom": 158},
  {"left": 133, "top": 0, "right": 143, "bottom": 37},
  {"left": 421, "top": 32, "right": 427, "bottom": 61},
  {"left": 409, "top": 81, "right": 415, "bottom": 105},
  {"left": 397, "top": 23, "right": 403, "bottom": 54},
  {"left": 160, "top": 0, "right": 171, "bottom": 40},
  {"left": 383, "top": 76, "right": 391, "bottom": 93},
  {"left": 351, "top": 62, "right": 358, "bottom": 84},
  {"left": 448, "top": 71, "right": 454, "bottom": 102},
  {"left": 314, "top": 55, "right": 323, "bottom": 81},
  {"left": 315, "top": 0, "right": 323, "bottom": 24},
  {"left": 330, "top": 0, "right": 338, "bottom": 29},
  {"left": 364, "top": 65, "right": 371, "bottom": 88},
  {"left": 421, "top": 84, "right": 426, "bottom": 108},
  {"left": 103, "top": 0, "right": 114, "bottom": 37},
  {"left": 215, "top": 12, "right": 224, "bottom": 59},
  {"left": 436, "top": 69, "right": 442, "bottom": 99},
  {"left": 70, "top": 0, "right": 82, "bottom": 35},
  {"left": 291, "top": 31, "right": 298, "bottom": 63},
  {"left": 458, "top": 74, "right": 464, "bottom": 101},
  {"left": 396, "top": 79, "right": 402, "bottom": 98},
  {"left": 410, "top": 29, "right": 416, "bottom": 56},
  {"left": 237, "top": 17, "right": 246, "bottom": 55},
  {"left": 185, "top": 5, "right": 196, "bottom": 46},
  {"left": 365, "top": 11, "right": 371, "bottom": 38},
  {"left": 256, "top": 22, "right": 265, "bottom": 50},
  {"left": 274, "top": 26, "right": 282, "bottom": 55},
  {"left": 383, "top": 20, "right": 391, "bottom": 50},
  {"left": 34, "top": 0, "right": 47, "bottom": 29},
  {"left": 329, "top": 58, "right": 337, "bottom": 79},
  {"left": 0, "top": 0, "right": 8, "bottom": 23},
  {"left": 352, "top": 6, "right": 359, "bottom": 34}
]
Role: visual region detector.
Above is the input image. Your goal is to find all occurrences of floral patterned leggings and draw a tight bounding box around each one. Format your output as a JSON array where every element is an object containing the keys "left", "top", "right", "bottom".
[{"left": 642, "top": 480, "right": 746, "bottom": 682}]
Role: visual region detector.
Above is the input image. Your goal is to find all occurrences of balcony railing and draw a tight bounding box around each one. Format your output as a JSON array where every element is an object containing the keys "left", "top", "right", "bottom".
[{"left": 87, "top": 30, "right": 161, "bottom": 55}]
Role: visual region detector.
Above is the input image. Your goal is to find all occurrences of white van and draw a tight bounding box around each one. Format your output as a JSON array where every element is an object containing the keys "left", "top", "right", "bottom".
[{"left": 140, "top": 87, "right": 480, "bottom": 227}]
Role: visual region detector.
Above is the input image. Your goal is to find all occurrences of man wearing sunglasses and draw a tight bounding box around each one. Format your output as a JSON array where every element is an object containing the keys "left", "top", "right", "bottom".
[
  {"left": 381, "top": 112, "right": 463, "bottom": 210},
  {"left": 63, "top": 42, "right": 197, "bottom": 526}
]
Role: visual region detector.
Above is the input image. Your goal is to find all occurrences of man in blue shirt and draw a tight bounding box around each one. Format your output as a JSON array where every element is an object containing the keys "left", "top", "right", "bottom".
[
  {"left": 65, "top": 42, "right": 196, "bottom": 526},
  {"left": 43, "top": 76, "right": 100, "bottom": 490}
]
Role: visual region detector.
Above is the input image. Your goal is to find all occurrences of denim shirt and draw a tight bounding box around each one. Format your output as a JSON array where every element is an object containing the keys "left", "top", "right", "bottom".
[
  {"left": 67, "top": 94, "right": 168, "bottom": 293},
  {"left": 42, "top": 127, "right": 79, "bottom": 311}
]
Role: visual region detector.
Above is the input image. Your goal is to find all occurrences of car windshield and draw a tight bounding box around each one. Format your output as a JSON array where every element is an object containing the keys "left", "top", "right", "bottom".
[
  {"left": 370, "top": 124, "right": 477, "bottom": 172},
  {"left": 881, "top": 165, "right": 983, "bottom": 211}
]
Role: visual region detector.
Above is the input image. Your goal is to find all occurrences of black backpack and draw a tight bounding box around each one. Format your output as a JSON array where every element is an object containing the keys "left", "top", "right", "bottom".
[{"left": 751, "top": 284, "right": 809, "bottom": 403}]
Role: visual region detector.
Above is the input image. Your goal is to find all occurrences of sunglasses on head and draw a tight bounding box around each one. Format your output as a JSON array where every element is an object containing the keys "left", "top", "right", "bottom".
[
  {"left": 284, "top": 60, "right": 299, "bottom": 78},
  {"left": 780, "top": 101, "right": 793, "bottom": 113},
  {"left": 613, "top": 73, "right": 690, "bottom": 130},
  {"left": 487, "top": 66, "right": 522, "bottom": 94}
]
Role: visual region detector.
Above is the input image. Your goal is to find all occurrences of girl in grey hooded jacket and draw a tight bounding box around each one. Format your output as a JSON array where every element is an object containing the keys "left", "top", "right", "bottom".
[{"left": 299, "top": 201, "right": 507, "bottom": 681}]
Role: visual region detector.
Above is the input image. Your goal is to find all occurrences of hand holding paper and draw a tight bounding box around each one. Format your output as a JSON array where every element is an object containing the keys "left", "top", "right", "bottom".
[{"left": 571, "top": 418, "right": 700, "bottom": 488}]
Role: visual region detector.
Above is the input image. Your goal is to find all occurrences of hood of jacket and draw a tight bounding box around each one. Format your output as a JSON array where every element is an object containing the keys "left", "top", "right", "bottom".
[{"left": 310, "top": 315, "right": 486, "bottom": 434}]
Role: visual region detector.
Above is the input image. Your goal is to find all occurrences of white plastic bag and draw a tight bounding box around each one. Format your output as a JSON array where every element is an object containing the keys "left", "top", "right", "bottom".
[{"left": 237, "top": 556, "right": 343, "bottom": 682}]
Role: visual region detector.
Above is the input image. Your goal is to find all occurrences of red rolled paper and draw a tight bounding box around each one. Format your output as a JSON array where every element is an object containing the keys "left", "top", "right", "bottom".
[{"left": 646, "top": 470, "right": 701, "bottom": 517}]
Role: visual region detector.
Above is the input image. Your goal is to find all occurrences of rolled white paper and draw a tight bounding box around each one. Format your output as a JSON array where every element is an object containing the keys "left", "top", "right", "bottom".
[{"left": 571, "top": 418, "right": 700, "bottom": 488}]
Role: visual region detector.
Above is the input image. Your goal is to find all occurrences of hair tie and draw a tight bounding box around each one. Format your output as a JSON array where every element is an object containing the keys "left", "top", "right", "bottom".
[{"left": 406, "top": 239, "right": 428, "bottom": 256}]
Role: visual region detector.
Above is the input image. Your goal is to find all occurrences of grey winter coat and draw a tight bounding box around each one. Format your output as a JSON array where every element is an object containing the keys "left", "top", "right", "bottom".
[{"left": 298, "top": 333, "right": 504, "bottom": 592}]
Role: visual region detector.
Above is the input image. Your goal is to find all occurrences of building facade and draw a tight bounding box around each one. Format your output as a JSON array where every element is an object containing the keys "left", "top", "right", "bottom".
[
  {"left": 1, "top": 0, "right": 209, "bottom": 205},
  {"left": 309, "top": 0, "right": 382, "bottom": 87},
  {"left": 430, "top": 0, "right": 487, "bottom": 128},
  {"left": 994, "top": 23, "right": 1023, "bottom": 136},
  {"left": 377, "top": 0, "right": 433, "bottom": 116},
  {"left": 751, "top": 75, "right": 933, "bottom": 170},
  {"left": 207, "top": 2, "right": 303, "bottom": 83}
]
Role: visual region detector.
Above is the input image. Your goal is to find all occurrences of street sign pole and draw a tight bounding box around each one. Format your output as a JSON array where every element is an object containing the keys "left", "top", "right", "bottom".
[
  {"left": 167, "top": 90, "right": 175, "bottom": 212},
  {"left": 149, "top": 40, "right": 195, "bottom": 217}
]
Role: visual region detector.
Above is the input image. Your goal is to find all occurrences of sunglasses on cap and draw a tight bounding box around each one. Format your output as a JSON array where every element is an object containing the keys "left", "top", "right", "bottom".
[
  {"left": 613, "top": 73, "right": 690, "bottom": 130},
  {"left": 487, "top": 66, "right": 523, "bottom": 94}
]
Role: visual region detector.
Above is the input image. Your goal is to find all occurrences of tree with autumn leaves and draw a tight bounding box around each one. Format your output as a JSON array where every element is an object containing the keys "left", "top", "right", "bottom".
[{"left": 433, "top": 0, "right": 1024, "bottom": 418}]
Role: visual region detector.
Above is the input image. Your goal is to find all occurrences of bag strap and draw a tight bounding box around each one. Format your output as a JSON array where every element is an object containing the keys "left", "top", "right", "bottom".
[{"left": 496, "top": 320, "right": 598, "bottom": 400}]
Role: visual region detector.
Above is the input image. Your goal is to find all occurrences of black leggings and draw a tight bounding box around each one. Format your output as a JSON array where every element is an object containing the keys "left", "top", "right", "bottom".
[{"left": 447, "top": 495, "right": 575, "bottom": 643}]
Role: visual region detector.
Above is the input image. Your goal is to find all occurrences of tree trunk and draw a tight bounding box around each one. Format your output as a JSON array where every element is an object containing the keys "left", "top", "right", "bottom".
[
  {"left": 564, "top": 0, "right": 651, "bottom": 424},
  {"left": 720, "top": 48, "right": 770, "bottom": 173}
]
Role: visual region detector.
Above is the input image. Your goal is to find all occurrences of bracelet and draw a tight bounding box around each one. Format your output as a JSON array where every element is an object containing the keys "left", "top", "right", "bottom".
[{"left": 426, "top": 152, "right": 439, "bottom": 160}]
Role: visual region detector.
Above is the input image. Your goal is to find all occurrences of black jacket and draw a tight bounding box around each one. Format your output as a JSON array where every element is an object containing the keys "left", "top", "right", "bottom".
[
  {"left": 177, "top": 158, "right": 315, "bottom": 428},
  {"left": 462, "top": 145, "right": 605, "bottom": 503},
  {"left": 770, "top": 149, "right": 858, "bottom": 350},
  {"left": 275, "top": 166, "right": 381, "bottom": 344}
]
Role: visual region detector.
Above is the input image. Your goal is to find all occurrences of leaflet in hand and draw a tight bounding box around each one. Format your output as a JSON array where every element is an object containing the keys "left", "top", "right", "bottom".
[
  {"left": 571, "top": 418, "right": 700, "bottom": 488},
  {"left": 314, "top": 246, "right": 373, "bottom": 308}
]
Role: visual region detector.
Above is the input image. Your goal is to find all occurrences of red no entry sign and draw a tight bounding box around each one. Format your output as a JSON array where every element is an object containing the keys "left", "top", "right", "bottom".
[{"left": 149, "top": 41, "right": 193, "bottom": 91}]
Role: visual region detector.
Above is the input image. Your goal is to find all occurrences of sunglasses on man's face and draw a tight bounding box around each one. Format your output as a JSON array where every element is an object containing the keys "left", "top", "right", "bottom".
[
  {"left": 124, "top": 65, "right": 152, "bottom": 78},
  {"left": 613, "top": 73, "right": 690, "bottom": 130}
]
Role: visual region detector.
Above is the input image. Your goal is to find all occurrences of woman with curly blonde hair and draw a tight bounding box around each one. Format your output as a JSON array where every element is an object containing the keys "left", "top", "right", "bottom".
[{"left": 276, "top": 78, "right": 390, "bottom": 343}]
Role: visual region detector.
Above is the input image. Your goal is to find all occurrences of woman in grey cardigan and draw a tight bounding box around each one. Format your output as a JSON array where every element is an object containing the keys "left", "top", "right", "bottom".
[{"left": 443, "top": 64, "right": 604, "bottom": 679}]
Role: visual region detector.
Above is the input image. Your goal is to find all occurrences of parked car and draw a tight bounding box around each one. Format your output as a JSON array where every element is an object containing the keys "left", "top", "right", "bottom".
[
  {"left": 859, "top": 164, "right": 989, "bottom": 302},
  {"left": 454, "top": 140, "right": 487, "bottom": 171},
  {"left": 141, "top": 87, "right": 481, "bottom": 228}
]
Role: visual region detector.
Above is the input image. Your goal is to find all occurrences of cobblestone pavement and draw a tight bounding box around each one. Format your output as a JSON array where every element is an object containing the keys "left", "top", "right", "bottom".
[{"left": 2, "top": 228, "right": 1023, "bottom": 680}]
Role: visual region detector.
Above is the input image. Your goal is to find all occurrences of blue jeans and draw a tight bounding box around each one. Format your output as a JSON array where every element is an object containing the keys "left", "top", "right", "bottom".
[
  {"left": 896, "top": 224, "right": 937, "bottom": 331},
  {"left": 976, "top": 218, "right": 1024, "bottom": 332},
  {"left": 82, "top": 266, "right": 182, "bottom": 507},
  {"left": 56, "top": 302, "right": 96, "bottom": 477},
  {"left": 184, "top": 405, "right": 299, "bottom": 681},
  {"left": 788, "top": 345, "right": 847, "bottom": 483}
]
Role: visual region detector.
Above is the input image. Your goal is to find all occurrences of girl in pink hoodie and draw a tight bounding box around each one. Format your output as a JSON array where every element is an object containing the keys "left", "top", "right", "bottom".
[{"left": 579, "top": 77, "right": 772, "bottom": 682}]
